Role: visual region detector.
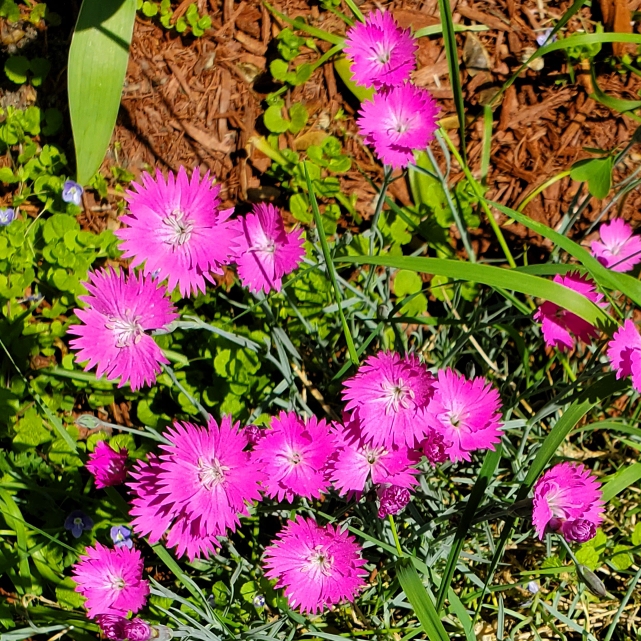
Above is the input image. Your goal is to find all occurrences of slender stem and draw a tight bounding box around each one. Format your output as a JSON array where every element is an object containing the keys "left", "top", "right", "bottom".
[
  {"left": 517, "top": 171, "right": 571, "bottom": 213},
  {"left": 439, "top": 126, "right": 517, "bottom": 269},
  {"left": 303, "top": 164, "right": 360, "bottom": 366},
  {"left": 388, "top": 515, "right": 404, "bottom": 557},
  {"left": 364, "top": 167, "right": 393, "bottom": 293},
  {"left": 604, "top": 565, "right": 641, "bottom": 641},
  {"left": 162, "top": 363, "right": 211, "bottom": 423}
]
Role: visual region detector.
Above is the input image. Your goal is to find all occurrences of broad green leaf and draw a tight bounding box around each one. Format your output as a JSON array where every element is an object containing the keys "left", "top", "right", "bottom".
[
  {"left": 341, "top": 255, "right": 612, "bottom": 329},
  {"left": 68, "top": 0, "right": 136, "bottom": 185},
  {"left": 393, "top": 270, "right": 423, "bottom": 296},
  {"left": 570, "top": 156, "right": 614, "bottom": 199},
  {"left": 4, "top": 56, "right": 29, "bottom": 84},
  {"left": 397, "top": 559, "right": 449, "bottom": 641},
  {"left": 263, "top": 104, "right": 290, "bottom": 133},
  {"left": 333, "top": 56, "right": 374, "bottom": 102},
  {"left": 288, "top": 102, "right": 308, "bottom": 134},
  {"left": 575, "top": 545, "right": 600, "bottom": 571},
  {"left": 610, "top": 545, "right": 633, "bottom": 571},
  {"left": 632, "top": 522, "right": 641, "bottom": 546}
]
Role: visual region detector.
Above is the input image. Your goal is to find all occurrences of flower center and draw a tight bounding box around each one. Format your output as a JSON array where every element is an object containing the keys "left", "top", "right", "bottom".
[
  {"left": 162, "top": 208, "right": 194, "bottom": 247},
  {"left": 73, "top": 517, "right": 84, "bottom": 527},
  {"left": 542, "top": 481, "right": 581, "bottom": 519},
  {"left": 381, "top": 377, "right": 414, "bottom": 414},
  {"left": 371, "top": 41, "right": 393, "bottom": 65},
  {"left": 198, "top": 457, "right": 229, "bottom": 490},
  {"left": 106, "top": 571, "right": 126, "bottom": 591},
  {"left": 302, "top": 545, "right": 334, "bottom": 579},
  {"left": 105, "top": 315, "right": 144, "bottom": 348},
  {"left": 364, "top": 445, "right": 386, "bottom": 465}
]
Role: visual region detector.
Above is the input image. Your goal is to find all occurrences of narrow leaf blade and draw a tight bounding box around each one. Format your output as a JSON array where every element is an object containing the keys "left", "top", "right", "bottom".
[{"left": 68, "top": 0, "right": 136, "bottom": 184}]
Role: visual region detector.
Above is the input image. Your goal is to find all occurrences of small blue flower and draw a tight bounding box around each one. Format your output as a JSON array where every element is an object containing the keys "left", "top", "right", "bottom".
[
  {"left": 64, "top": 510, "right": 93, "bottom": 538},
  {"left": 110, "top": 524, "right": 133, "bottom": 549},
  {"left": 62, "top": 180, "right": 83, "bottom": 206},
  {"left": 253, "top": 594, "right": 266, "bottom": 608},
  {"left": 0, "top": 208, "right": 15, "bottom": 226},
  {"left": 536, "top": 28, "right": 557, "bottom": 47},
  {"left": 527, "top": 580, "right": 540, "bottom": 594}
]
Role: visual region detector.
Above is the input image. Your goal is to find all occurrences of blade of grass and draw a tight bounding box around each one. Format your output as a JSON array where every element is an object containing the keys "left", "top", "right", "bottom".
[
  {"left": 601, "top": 463, "right": 641, "bottom": 502},
  {"left": 0, "top": 489, "right": 31, "bottom": 594},
  {"left": 397, "top": 559, "right": 450, "bottom": 641},
  {"left": 436, "top": 0, "right": 466, "bottom": 163},
  {"left": 340, "top": 255, "right": 612, "bottom": 329},
  {"left": 604, "top": 565, "right": 641, "bottom": 641},
  {"left": 491, "top": 201, "right": 641, "bottom": 307},
  {"left": 303, "top": 163, "right": 359, "bottom": 365},
  {"left": 436, "top": 446, "right": 502, "bottom": 611},
  {"left": 480, "top": 105, "right": 493, "bottom": 185}
]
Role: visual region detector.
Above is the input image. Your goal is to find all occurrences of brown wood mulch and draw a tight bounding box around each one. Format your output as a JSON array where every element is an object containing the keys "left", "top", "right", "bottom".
[{"left": 106, "top": 0, "right": 641, "bottom": 253}]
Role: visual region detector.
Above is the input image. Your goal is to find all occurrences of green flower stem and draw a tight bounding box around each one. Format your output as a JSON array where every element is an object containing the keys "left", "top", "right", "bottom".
[
  {"left": 388, "top": 515, "right": 404, "bottom": 557},
  {"left": 439, "top": 126, "right": 517, "bottom": 269},
  {"left": 162, "top": 363, "right": 211, "bottom": 422}
]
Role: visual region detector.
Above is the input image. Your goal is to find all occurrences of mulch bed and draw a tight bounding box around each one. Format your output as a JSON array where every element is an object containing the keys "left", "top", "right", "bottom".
[{"left": 99, "top": 0, "right": 641, "bottom": 256}]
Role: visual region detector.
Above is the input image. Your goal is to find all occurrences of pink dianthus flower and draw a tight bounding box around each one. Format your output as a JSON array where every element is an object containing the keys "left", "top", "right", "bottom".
[
  {"left": 533, "top": 272, "right": 604, "bottom": 351},
  {"left": 68, "top": 268, "right": 178, "bottom": 391},
  {"left": 426, "top": 368, "right": 502, "bottom": 462},
  {"left": 252, "top": 411, "right": 334, "bottom": 502},
  {"left": 344, "top": 10, "right": 417, "bottom": 89},
  {"left": 263, "top": 515, "right": 367, "bottom": 614},
  {"left": 591, "top": 219, "right": 641, "bottom": 272},
  {"left": 342, "top": 351, "right": 436, "bottom": 449},
  {"left": 357, "top": 84, "right": 439, "bottom": 169},
  {"left": 329, "top": 418, "right": 418, "bottom": 497},
  {"left": 234, "top": 203, "right": 305, "bottom": 294},
  {"left": 128, "top": 417, "right": 263, "bottom": 560},
  {"left": 86, "top": 441, "right": 128, "bottom": 488},
  {"left": 607, "top": 319, "right": 641, "bottom": 393},
  {"left": 116, "top": 167, "right": 238, "bottom": 297},
  {"left": 532, "top": 462, "right": 604, "bottom": 542},
  {"left": 72, "top": 543, "right": 149, "bottom": 618}
]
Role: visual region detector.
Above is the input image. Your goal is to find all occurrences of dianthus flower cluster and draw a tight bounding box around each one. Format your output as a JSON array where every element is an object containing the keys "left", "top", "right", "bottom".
[
  {"left": 345, "top": 11, "right": 439, "bottom": 168},
  {"left": 69, "top": 168, "right": 305, "bottom": 391}
]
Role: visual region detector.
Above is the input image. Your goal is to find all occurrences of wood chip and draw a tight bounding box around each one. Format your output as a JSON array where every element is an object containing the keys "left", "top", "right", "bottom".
[{"left": 457, "top": 5, "right": 512, "bottom": 31}]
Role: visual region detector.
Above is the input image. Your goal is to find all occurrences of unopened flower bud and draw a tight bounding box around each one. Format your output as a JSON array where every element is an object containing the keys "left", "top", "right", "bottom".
[
  {"left": 124, "top": 618, "right": 152, "bottom": 641},
  {"left": 377, "top": 485, "right": 411, "bottom": 518},
  {"left": 561, "top": 518, "right": 596, "bottom": 543},
  {"left": 420, "top": 429, "right": 448, "bottom": 465},
  {"left": 97, "top": 614, "right": 127, "bottom": 640},
  {"left": 577, "top": 564, "right": 607, "bottom": 598}
]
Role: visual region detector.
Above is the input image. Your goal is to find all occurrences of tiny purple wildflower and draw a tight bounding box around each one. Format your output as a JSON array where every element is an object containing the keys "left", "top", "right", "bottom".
[
  {"left": 64, "top": 510, "right": 93, "bottom": 538},
  {"left": 0, "top": 208, "right": 15, "bottom": 226},
  {"left": 110, "top": 525, "right": 134, "bottom": 549},
  {"left": 62, "top": 180, "right": 83, "bottom": 206}
]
